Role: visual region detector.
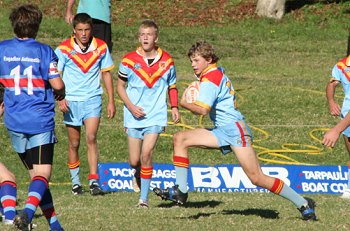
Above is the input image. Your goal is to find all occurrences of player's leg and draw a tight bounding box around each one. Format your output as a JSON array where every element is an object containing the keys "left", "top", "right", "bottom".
[
  {"left": 127, "top": 133, "right": 142, "bottom": 193},
  {"left": 232, "top": 146, "right": 316, "bottom": 220},
  {"left": 66, "top": 125, "right": 83, "bottom": 195},
  {"left": 341, "top": 134, "right": 350, "bottom": 198},
  {"left": 14, "top": 131, "right": 63, "bottom": 230},
  {"left": 138, "top": 129, "right": 161, "bottom": 208},
  {"left": 84, "top": 117, "right": 104, "bottom": 196},
  {"left": 0, "top": 162, "right": 17, "bottom": 224},
  {"left": 154, "top": 128, "right": 218, "bottom": 204},
  {"left": 64, "top": 100, "right": 84, "bottom": 195},
  {"left": 81, "top": 96, "right": 104, "bottom": 195}
]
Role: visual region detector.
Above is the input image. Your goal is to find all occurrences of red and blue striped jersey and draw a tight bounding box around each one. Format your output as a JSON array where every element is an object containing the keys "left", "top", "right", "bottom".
[{"left": 0, "top": 38, "right": 59, "bottom": 134}]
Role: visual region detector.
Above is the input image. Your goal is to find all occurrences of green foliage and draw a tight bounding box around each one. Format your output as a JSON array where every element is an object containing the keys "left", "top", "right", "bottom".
[{"left": 1, "top": 1, "right": 350, "bottom": 230}]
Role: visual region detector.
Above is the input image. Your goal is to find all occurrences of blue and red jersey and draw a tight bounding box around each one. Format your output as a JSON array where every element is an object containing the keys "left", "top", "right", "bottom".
[
  {"left": 0, "top": 37, "right": 59, "bottom": 134},
  {"left": 118, "top": 47, "right": 177, "bottom": 128}
]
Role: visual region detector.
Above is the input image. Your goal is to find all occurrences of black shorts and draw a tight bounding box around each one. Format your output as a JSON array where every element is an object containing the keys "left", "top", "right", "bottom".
[{"left": 18, "top": 143, "right": 54, "bottom": 170}]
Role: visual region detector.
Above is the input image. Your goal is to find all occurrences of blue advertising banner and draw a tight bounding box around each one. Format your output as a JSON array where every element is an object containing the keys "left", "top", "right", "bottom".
[{"left": 98, "top": 162, "right": 348, "bottom": 194}]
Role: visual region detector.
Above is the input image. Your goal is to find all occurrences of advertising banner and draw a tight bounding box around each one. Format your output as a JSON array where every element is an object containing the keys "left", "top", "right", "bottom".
[{"left": 98, "top": 162, "right": 348, "bottom": 194}]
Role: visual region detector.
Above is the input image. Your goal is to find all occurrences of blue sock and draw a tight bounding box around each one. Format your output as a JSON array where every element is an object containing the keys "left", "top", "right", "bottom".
[
  {"left": 39, "top": 189, "right": 62, "bottom": 230},
  {"left": 24, "top": 176, "right": 48, "bottom": 222},
  {"left": 68, "top": 161, "right": 81, "bottom": 186},
  {"left": 173, "top": 156, "right": 189, "bottom": 193},
  {"left": 140, "top": 166, "right": 153, "bottom": 202},
  {"left": 0, "top": 181, "right": 17, "bottom": 221},
  {"left": 270, "top": 178, "right": 306, "bottom": 208}
]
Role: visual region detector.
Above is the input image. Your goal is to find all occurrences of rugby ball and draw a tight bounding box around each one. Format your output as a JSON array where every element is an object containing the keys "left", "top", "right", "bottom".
[{"left": 185, "top": 81, "right": 200, "bottom": 103}]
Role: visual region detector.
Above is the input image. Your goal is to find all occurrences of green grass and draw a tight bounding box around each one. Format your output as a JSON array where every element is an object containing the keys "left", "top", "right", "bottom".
[{"left": 1, "top": 1, "right": 350, "bottom": 230}]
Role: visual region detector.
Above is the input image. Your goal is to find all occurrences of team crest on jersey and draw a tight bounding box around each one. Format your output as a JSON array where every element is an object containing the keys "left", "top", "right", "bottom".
[
  {"left": 159, "top": 61, "right": 166, "bottom": 70},
  {"left": 134, "top": 63, "right": 141, "bottom": 70},
  {"left": 70, "top": 50, "right": 76, "bottom": 56}
]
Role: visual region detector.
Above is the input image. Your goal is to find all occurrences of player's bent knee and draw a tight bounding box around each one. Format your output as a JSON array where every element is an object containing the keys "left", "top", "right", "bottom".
[{"left": 173, "top": 131, "right": 186, "bottom": 146}]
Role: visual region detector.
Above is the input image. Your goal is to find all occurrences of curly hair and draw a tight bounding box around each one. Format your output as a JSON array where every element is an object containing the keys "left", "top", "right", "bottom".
[{"left": 187, "top": 41, "right": 219, "bottom": 63}]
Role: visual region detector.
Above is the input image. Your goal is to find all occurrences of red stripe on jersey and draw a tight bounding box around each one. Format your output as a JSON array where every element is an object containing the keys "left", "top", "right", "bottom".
[
  {"left": 121, "top": 49, "right": 174, "bottom": 88},
  {"left": 58, "top": 37, "right": 107, "bottom": 74},
  {"left": 337, "top": 57, "right": 350, "bottom": 82},
  {"left": 235, "top": 121, "right": 247, "bottom": 147},
  {"left": 200, "top": 69, "right": 223, "bottom": 87},
  {"left": 1, "top": 78, "right": 45, "bottom": 88}
]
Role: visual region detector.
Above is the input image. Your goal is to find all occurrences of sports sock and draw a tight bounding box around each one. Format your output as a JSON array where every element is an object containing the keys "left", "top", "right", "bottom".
[
  {"left": 269, "top": 178, "right": 306, "bottom": 208},
  {"left": 173, "top": 155, "right": 189, "bottom": 193},
  {"left": 140, "top": 166, "right": 153, "bottom": 202},
  {"left": 39, "top": 188, "right": 63, "bottom": 230},
  {"left": 24, "top": 176, "right": 48, "bottom": 222},
  {"left": 0, "top": 181, "right": 17, "bottom": 221},
  {"left": 68, "top": 160, "right": 81, "bottom": 186},
  {"left": 88, "top": 174, "right": 99, "bottom": 186}
]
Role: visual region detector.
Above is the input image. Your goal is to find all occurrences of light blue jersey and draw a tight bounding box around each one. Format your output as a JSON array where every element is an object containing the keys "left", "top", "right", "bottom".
[
  {"left": 55, "top": 37, "right": 114, "bottom": 101},
  {"left": 118, "top": 47, "right": 177, "bottom": 128},
  {"left": 77, "top": 0, "right": 111, "bottom": 24},
  {"left": 195, "top": 65, "right": 244, "bottom": 127},
  {"left": 332, "top": 57, "right": 350, "bottom": 118},
  {"left": 332, "top": 57, "right": 350, "bottom": 137}
]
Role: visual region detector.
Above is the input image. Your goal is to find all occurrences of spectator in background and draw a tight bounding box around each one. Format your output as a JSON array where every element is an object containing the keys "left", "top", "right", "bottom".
[{"left": 65, "top": 0, "right": 113, "bottom": 52}]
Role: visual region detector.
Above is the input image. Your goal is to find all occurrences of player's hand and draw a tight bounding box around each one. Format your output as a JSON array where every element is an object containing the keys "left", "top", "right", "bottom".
[
  {"left": 65, "top": 14, "right": 73, "bottom": 24},
  {"left": 322, "top": 128, "right": 341, "bottom": 148},
  {"left": 128, "top": 104, "right": 145, "bottom": 118},
  {"left": 171, "top": 107, "right": 180, "bottom": 124},
  {"left": 54, "top": 91, "right": 65, "bottom": 101},
  {"left": 58, "top": 99, "right": 69, "bottom": 113},
  {"left": 328, "top": 102, "right": 341, "bottom": 116},
  {"left": 107, "top": 102, "right": 116, "bottom": 119}
]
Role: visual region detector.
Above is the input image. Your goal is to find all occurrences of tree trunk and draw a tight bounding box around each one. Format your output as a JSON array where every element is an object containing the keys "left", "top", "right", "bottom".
[{"left": 256, "top": 0, "right": 286, "bottom": 20}]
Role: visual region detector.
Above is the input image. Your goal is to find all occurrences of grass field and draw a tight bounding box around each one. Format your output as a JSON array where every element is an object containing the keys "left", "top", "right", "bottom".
[{"left": 1, "top": 0, "right": 350, "bottom": 230}]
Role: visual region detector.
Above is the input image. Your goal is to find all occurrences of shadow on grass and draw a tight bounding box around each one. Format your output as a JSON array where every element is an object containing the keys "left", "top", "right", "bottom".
[
  {"left": 222, "top": 208, "right": 279, "bottom": 219},
  {"left": 155, "top": 200, "right": 223, "bottom": 208}
]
